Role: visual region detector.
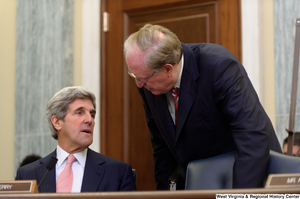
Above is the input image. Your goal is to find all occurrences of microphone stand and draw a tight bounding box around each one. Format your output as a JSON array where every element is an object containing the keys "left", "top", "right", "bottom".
[{"left": 37, "top": 157, "right": 58, "bottom": 188}]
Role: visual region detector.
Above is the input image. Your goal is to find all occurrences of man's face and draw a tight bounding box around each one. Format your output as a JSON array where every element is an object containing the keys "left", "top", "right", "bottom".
[
  {"left": 54, "top": 98, "right": 96, "bottom": 154},
  {"left": 283, "top": 144, "right": 300, "bottom": 157},
  {"left": 125, "top": 48, "right": 175, "bottom": 95}
]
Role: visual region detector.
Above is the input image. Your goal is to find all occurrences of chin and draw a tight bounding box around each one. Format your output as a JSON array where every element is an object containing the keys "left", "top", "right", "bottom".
[
  {"left": 149, "top": 89, "right": 160, "bottom": 95},
  {"left": 151, "top": 90, "right": 167, "bottom": 95},
  {"left": 82, "top": 139, "right": 93, "bottom": 147}
]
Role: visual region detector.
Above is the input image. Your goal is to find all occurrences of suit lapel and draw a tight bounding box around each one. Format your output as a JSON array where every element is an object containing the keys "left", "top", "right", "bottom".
[
  {"left": 36, "top": 151, "right": 57, "bottom": 193},
  {"left": 81, "top": 148, "right": 105, "bottom": 192},
  {"left": 175, "top": 44, "right": 199, "bottom": 142},
  {"left": 142, "top": 44, "right": 200, "bottom": 147},
  {"left": 148, "top": 92, "right": 176, "bottom": 143}
]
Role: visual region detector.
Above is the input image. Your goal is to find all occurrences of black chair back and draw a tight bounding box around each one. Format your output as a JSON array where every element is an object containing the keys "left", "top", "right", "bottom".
[{"left": 185, "top": 150, "right": 300, "bottom": 190}]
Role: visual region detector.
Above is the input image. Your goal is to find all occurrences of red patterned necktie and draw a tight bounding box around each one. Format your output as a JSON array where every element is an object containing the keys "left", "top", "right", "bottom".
[
  {"left": 56, "top": 155, "right": 76, "bottom": 193},
  {"left": 171, "top": 87, "right": 179, "bottom": 126}
]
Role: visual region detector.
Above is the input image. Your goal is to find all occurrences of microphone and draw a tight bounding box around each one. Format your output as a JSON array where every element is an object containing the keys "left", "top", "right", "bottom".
[{"left": 37, "top": 157, "right": 58, "bottom": 188}]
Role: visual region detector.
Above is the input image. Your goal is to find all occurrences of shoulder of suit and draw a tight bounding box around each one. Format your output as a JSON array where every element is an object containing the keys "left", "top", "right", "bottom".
[{"left": 87, "top": 148, "right": 131, "bottom": 167}]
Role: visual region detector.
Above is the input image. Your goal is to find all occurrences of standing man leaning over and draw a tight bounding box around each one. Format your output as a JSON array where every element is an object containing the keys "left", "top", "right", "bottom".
[
  {"left": 124, "top": 24, "right": 282, "bottom": 190},
  {"left": 16, "top": 86, "right": 136, "bottom": 192}
]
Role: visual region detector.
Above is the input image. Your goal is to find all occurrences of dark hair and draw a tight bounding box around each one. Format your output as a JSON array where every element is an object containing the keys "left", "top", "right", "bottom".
[
  {"left": 283, "top": 132, "right": 300, "bottom": 146},
  {"left": 19, "top": 154, "right": 41, "bottom": 167}
]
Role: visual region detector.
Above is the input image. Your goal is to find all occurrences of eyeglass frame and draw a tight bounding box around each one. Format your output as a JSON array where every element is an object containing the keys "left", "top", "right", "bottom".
[{"left": 127, "top": 71, "right": 155, "bottom": 85}]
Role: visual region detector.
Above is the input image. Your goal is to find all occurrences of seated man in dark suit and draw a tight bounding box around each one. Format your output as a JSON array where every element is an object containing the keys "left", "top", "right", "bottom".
[{"left": 16, "top": 86, "right": 136, "bottom": 193}]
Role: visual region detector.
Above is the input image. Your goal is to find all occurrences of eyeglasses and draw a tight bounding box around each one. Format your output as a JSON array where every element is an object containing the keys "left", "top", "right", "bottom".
[{"left": 127, "top": 71, "right": 155, "bottom": 85}]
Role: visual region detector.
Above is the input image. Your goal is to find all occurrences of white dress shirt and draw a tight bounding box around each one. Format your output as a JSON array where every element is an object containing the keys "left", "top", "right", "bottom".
[
  {"left": 166, "top": 55, "right": 184, "bottom": 124},
  {"left": 56, "top": 145, "right": 87, "bottom": 193}
]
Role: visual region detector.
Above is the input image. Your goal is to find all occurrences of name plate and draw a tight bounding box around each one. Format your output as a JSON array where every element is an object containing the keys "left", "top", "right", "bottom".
[
  {"left": 0, "top": 180, "right": 38, "bottom": 194},
  {"left": 265, "top": 174, "right": 300, "bottom": 188}
]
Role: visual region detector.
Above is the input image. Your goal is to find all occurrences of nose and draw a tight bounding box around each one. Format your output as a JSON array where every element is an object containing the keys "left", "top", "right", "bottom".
[{"left": 84, "top": 113, "right": 94, "bottom": 124}]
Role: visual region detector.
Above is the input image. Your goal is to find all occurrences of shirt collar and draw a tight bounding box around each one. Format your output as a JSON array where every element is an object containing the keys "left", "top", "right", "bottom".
[
  {"left": 56, "top": 145, "right": 87, "bottom": 168},
  {"left": 174, "top": 54, "right": 184, "bottom": 89}
]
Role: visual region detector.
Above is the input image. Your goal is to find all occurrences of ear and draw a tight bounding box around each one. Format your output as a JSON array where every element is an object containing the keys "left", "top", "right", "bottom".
[
  {"left": 162, "top": 64, "right": 174, "bottom": 76},
  {"left": 51, "top": 115, "right": 62, "bottom": 131}
]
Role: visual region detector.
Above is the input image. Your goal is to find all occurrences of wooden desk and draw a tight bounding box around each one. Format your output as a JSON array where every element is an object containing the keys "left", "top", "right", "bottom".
[{"left": 1, "top": 188, "right": 300, "bottom": 199}]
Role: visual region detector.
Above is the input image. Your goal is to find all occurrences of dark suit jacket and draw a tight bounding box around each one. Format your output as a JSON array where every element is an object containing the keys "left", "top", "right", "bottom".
[
  {"left": 138, "top": 43, "right": 282, "bottom": 190},
  {"left": 15, "top": 148, "right": 136, "bottom": 192}
]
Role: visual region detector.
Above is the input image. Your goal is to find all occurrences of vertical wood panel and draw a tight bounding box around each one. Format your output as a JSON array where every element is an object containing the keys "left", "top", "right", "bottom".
[
  {"left": 100, "top": 0, "right": 124, "bottom": 159},
  {"left": 218, "top": 0, "right": 242, "bottom": 61}
]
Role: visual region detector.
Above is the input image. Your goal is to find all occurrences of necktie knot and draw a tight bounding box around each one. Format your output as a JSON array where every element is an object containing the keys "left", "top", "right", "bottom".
[
  {"left": 171, "top": 87, "right": 179, "bottom": 98},
  {"left": 66, "top": 155, "right": 76, "bottom": 165}
]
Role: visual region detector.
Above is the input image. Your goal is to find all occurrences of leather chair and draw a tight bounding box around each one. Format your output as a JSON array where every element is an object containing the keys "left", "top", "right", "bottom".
[{"left": 185, "top": 150, "right": 300, "bottom": 190}]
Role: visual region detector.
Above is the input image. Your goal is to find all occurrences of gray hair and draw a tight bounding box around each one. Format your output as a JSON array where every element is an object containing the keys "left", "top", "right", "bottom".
[
  {"left": 124, "top": 24, "right": 183, "bottom": 72},
  {"left": 46, "top": 86, "right": 96, "bottom": 139}
]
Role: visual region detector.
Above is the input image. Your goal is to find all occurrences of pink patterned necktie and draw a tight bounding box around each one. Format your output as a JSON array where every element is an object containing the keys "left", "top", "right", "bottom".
[
  {"left": 171, "top": 87, "right": 179, "bottom": 126},
  {"left": 56, "top": 155, "right": 76, "bottom": 193}
]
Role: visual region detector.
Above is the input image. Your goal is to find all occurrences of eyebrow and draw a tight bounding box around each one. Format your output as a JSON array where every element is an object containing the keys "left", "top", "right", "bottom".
[{"left": 74, "top": 107, "right": 96, "bottom": 114}]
